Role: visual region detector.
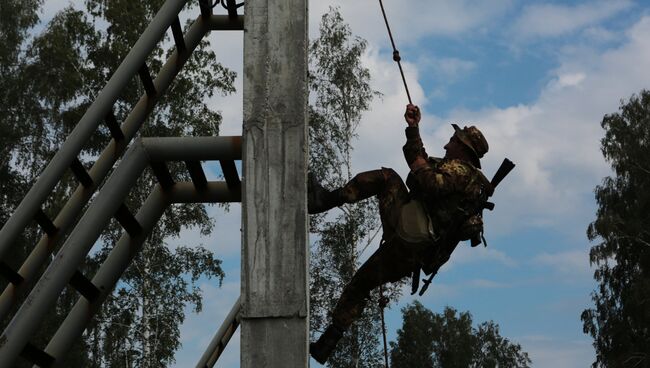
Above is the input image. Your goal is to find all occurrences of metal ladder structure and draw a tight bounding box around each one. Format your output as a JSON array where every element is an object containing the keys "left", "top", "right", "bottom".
[{"left": 0, "top": 0, "right": 309, "bottom": 366}]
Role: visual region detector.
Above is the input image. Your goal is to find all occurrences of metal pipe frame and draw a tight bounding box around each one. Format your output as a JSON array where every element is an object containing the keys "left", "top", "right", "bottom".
[
  {"left": 196, "top": 297, "right": 242, "bottom": 368},
  {"left": 0, "top": 0, "right": 189, "bottom": 264},
  {"left": 209, "top": 15, "right": 244, "bottom": 30},
  {"left": 144, "top": 136, "right": 241, "bottom": 161},
  {"left": 44, "top": 182, "right": 240, "bottom": 367},
  {"left": 0, "top": 13, "right": 244, "bottom": 321},
  {"left": 0, "top": 137, "right": 242, "bottom": 366}
]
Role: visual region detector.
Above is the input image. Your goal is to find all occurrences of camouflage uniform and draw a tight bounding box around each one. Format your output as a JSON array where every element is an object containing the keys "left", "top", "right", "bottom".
[
  {"left": 327, "top": 126, "right": 492, "bottom": 330},
  {"left": 309, "top": 123, "right": 492, "bottom": 363}
]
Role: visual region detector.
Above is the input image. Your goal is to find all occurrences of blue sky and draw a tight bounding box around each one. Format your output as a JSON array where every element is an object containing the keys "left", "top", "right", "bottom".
[{"left": 33, "top": 0, "right": 650, "bottom": 367}]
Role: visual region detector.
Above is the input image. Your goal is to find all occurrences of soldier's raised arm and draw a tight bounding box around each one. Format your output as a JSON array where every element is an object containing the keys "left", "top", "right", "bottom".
[
  {"left": 402, "top": 104, "right": 429, "bottom": 171},
  {"left": 402, "top": 105, "right": 478, "bottom": 197}
]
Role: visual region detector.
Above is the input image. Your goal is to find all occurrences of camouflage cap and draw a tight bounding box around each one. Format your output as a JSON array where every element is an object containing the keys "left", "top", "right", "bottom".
[{"left": 451, "top": 124, "right": 489, "bottom": 168}]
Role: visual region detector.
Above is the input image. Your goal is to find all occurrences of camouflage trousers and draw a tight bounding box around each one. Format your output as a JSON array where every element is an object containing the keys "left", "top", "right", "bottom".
[{"left": 328, "top": 168, "right": 429, "bottom": 330}]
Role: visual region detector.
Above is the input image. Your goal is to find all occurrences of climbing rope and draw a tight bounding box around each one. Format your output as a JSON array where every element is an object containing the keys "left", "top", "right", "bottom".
[
  {"left": 379, "top": 284, "right": 390, "bottom": 368},
  {"left": 378, "top": 0, "right": 413, "bottom": 105},
  {"left": 374, "top": 5, "right": 417, "bottom": 352}
]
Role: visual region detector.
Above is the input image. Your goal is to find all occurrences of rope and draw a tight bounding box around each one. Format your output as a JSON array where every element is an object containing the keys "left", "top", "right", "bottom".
[
  {"left": 378, "top": 0, "right": 412, "bottom": 105},
  {"left": 379, "top": 284, "right": 390, "bottom": 368}
]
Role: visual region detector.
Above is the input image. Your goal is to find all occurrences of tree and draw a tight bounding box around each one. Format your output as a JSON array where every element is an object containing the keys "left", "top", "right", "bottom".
[
  {"left": 0, "top": 6, "right": 87, "bottom": 368},
  {"left": 0, "top": 2, "right": 93, "bottom": 366},
  {"left": 582, "top": 90, "right": 650, "bottom": 368},
  {"left": 390, "top": 303, "right": 531, "bottom": 368},
  {"left": 0, "top": 0, "right": 41, "bottom": 244},
  {"left": 0, "top": 0, "right": 42, "bottom": 181},
  {"left": 87, "top": 245, "right": 224, "bottom": 367},
  {"left": 389, "top": 301, "right": 436, "bottom": 368},
  {"left": 1, "top": 1, "right": 234, "bottom": 366},
  {"left": 430, "top": 307, "right": 476, "bottom": 368},
  {"left": 473, "top": 321, "right": 532, "bottom": 368},
  {"left": 308, "top": 7, "right": 389, "bottom": 367}
]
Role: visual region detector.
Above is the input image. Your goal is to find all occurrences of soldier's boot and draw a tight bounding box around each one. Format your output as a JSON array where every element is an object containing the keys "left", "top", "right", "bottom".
[
  {"left": 308, "top": 170, "right": 387, "bottom": 214},
  {"left": 309, "top": 324, "right": 345, "bottom": 364},
  {"left": 308, "top": 173, "right": 344, "bottom": 214}
]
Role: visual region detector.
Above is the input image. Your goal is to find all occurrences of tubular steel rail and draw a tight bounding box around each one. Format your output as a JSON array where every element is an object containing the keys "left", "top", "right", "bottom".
[
  {"left": 196, "top": 298, "right": 242, "bottom": 368},
  {"left": 1, "top": 137, "right": 242, "bottom": 366},
  {"left": 0, "top": 0, "right": 246, "bottom": 366}
]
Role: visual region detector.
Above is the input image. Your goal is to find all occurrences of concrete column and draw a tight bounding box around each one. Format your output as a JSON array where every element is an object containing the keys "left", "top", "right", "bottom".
[{"left": 241, "top": 0, "right": 309, "bottom": 366}]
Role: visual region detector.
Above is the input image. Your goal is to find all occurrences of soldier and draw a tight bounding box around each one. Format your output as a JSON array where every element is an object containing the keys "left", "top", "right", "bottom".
[{"left": 308, "top": 104, "right": 494, "bottom": 364}]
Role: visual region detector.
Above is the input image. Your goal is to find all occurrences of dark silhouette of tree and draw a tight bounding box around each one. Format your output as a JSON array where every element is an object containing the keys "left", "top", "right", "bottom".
[
  {"left": 391, "top": 302, "right": 531, "bottom": 368},
  {"left": 582, "top": 90, "right": 650, "bottom": 368},
  {"left": 389, "top": 301, "right": 436, "bottom": 368}
]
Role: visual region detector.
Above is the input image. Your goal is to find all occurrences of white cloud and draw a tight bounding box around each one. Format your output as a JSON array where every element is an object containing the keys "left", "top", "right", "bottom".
[
  {"left": 464, "top": 278, "right": 511, "bottom": 289},
  {"left": 550, "top": 72, "right": 587, "bottom": 90},
  {"left": 419, "top": 56, "right": 477, "bottom": 81},
  {"left": 543, "top": 296, "right": 594, "bottom": 314},
  {"left": 451, "top": 244, "right": 518, "bottom": 268},
  {"left": 512, "top": 1, "right": 633, "bottom": 39},
  {"left": 518, "top": 335, "right": 595, "bottom": 368},
  {"left": 204, "top": 30, "right": 244, "bottom": 136},
  {"left": 581, "top": 26, "right": 620, "bottom": 44},
  {"left": 350, "top": 46, "right": 427, "bottom": 177},
  {"left": 434, "top": 16, "right": 650, "bottom": 235},
  {"left": 436, "top": 57, "right": 476, "bottom": 77},
  {"left": 533, "top": 250, "right": 593, "bottom": 279},
  {"left": 309, "top": 0, "right": 515, "bottom": 46}
]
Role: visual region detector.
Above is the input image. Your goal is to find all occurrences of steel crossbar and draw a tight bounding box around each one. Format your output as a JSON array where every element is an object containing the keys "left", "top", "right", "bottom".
[{"left": 196, "top": 298, "right": 242, "bottom": 368}]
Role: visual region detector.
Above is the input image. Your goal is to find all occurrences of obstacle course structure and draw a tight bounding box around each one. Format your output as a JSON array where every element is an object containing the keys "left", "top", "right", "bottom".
[{"left": 0, "top": 0, "right": 308, "bottom": 366}]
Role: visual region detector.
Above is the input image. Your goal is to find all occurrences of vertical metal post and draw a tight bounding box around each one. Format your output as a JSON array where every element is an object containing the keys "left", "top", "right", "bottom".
[{"left": 241, "top": 0, "right": 309, "bottom": 367}]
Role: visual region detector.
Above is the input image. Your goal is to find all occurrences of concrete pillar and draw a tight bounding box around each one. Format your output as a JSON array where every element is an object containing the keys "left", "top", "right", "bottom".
[{"left": 241, "top": 0, "right": 309, "bottom": 367}]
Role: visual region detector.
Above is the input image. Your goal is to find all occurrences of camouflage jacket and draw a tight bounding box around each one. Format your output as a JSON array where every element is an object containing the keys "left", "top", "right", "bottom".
[{"left": 402, "top": 126, "right": 492, "bottom": 243}]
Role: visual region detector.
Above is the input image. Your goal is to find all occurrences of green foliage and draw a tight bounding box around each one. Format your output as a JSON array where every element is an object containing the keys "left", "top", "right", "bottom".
[
  {"left": 389, "top": 301, "right": 436, "bottom": 368},
  {"left": 0, "top": 7, "right": 79, "bottom": 368},
  {"left": 582, "top": 90, "right": 650, "bottom": 368},
  {"left": 0, "top": 0, "right": 41, "bottom": 65},
  {"left": 310, "top": 205, "right": 385, "bottom": 368},
  {"left": 308, "top": 6, "right": 387, "bottom": 367},
  {"left": 0, "top": 0, "right": 43, "bottom": 216},
  {"left": 87, "top": 244, "right": 224, "bottom": 367},
  {"left": 329, "top": 311, "right": 385, "bottom": 368},
  {"left": 390, "top": 302, "right": 531, "bottom": 368},
  {"left": 430, "top": 307, "right": 476, "bottom": 368},
  {"left": 309, "top": 6, "right": 380, "bottom": 188},
  {"left": 473, "top": 321, "right": 532, "bottom": 368}
]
